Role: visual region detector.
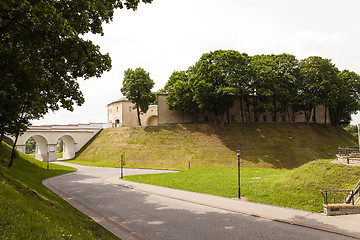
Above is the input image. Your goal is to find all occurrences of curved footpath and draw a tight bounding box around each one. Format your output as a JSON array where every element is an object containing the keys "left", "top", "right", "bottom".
[{"left": 43, "top": 162, "right": 360, "bottom": 240}]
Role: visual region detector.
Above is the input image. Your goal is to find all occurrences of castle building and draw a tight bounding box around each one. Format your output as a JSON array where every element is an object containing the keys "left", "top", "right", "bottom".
[{"left": 107, "top": 97, "right": 158, "bottom": 127}]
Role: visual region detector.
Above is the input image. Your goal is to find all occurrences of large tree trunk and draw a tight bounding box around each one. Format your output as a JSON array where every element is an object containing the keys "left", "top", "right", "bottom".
[
  {"left": 8, "top": 131, "right": 19, "bottom": 167},
  {"left": 0, "top": 125, "right": 4, "bottom": 145},
  {"left": 324, "top": 106, "right": 327, "bottom": 124},
  {"left": 252, "top": 94, "right": 258, "bottom": 122},
  {"left": 213, "top": 105, "right": 219, "bottom": 124},
  {"left": 136, "top": 104, "right": 141, "bottom": 126},
  {"left": 240, "top": 98, "right": 244, "bottom": 123},
  {"left": 8, "top": 121, "right": 21, "bottom": 168},
  {"left": 292, "top": 109, "right": 296, "bottom": 122},
  {"left": 305, "top": 109, "right": 310, "bottom": 123},
  {"left": 313, "top": 107, "right": 316, "bottom": 123},
  {"left": 287, "top": 108, "right": 291, "bottom": 122},
  {"left": 8, "top": 108, "right": 26, "bottom": 167},
  {"left": 272, "top": 97, "right": 277, "bottom": 122},
  {"left": 245, "top": 97, "right": 251, "bottom": 122}
]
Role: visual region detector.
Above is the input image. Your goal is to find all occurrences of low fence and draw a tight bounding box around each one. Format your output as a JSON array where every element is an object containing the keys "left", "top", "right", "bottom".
[
  {"left": 338, "top": 146, "right": 360, "bottom": 156},
  {"left": 321, "top": 190, "right": 355, "bottom": 205}
]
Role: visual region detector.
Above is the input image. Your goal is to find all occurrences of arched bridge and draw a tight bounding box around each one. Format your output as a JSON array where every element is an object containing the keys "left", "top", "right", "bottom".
[{"left": 11, "top": 123, "right": 111, "bottom": 162}]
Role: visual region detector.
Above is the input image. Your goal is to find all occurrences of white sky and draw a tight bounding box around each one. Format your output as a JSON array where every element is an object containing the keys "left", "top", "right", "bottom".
[{"left": 32, "top": 0, "right": 360, "bottom": 125}]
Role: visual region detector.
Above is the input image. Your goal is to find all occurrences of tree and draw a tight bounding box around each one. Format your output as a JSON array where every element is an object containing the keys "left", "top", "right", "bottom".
[
  {"left": 0, "top": 0, "right": 153, "bottom": 166},
  {"left": 192, "top": 50, "right": 247, "bottom": 123},
  {"left": 121, "top": 68, "right": 155, "bottom": 126},
  {"left": 299, "top": 56, "right": 340, "bottom": 123},
  {"left": 344, "top": 124, "right": 359, "bottom": 138},
  {"left": 226, "top": 53, "right": 251, "bottom": 122},
  {"left": 165, "top": 70, "right": 199, "bottom": 122},
  {"left": 329, "top": 70, "right": 360, "bottom": 126},
  {"left": 250, "top": 55, "right": 278, "bottom": 122},
  {"left": 272, "top": 54, "right": 300, "bottom": 122},
  {"left": 150, "top": 88, "right": 165, "bottom": 105}
]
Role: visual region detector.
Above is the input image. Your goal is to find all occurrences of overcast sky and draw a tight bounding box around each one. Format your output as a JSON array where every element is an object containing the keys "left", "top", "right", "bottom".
[{"left": 31, "top": 0, "right": 360, "bottom": 125}]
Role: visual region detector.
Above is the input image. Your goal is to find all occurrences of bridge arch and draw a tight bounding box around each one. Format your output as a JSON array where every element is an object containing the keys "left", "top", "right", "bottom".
[
  {"left": 57, "top": 134, "right": 77, "bottom": 160},
  {"left": 19, "top": 133, "right": 50, "bottom": 146},
  {"left": 30, "top": 134, "right": 49, "bottom": 161}
]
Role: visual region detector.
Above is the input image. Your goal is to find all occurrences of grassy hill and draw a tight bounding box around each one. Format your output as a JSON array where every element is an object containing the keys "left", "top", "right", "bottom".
[
  {"left": 69, "top": 123, "right": 357, "bottom": 169},
  {"left": 0, "top": 143, "right": 118, "bottom": 239}
]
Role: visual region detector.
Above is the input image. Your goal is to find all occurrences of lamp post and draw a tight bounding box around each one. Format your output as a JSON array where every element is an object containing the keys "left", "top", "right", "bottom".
[
  {"left": 237, "top": 149, "right": 241, "bottom": 199},
  {"left": 120, "top": 154, "right": 124, "bottom": 179},
  {"left": 47, "top": 152, "right": 49, "bottom": 170}
]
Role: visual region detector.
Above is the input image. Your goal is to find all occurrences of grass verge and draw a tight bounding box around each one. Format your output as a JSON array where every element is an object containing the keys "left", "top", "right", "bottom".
[
  {"left": 0, "top": 142, "right": 119, "bottom": 240},
  {"left": 125, "top": 159, "right": 360, "bottom": 212}
]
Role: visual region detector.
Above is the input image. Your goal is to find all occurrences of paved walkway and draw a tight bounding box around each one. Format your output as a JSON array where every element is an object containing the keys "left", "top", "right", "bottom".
[{"left": 44, "top": 163, "right": 360, "bottom": 239}]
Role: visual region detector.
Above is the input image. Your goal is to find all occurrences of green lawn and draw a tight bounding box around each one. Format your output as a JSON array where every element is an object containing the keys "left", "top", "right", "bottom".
[
  {"left": 125, "top": 160, "right": 360, "bottom": 212},
  {"left": 0, "top": 143, "right": 119, "bottom": 240}
]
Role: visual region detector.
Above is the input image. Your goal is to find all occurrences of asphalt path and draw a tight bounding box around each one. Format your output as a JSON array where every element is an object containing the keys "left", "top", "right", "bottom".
[{"left": 44, "top": 163, "right": 357, "bottom": 240}]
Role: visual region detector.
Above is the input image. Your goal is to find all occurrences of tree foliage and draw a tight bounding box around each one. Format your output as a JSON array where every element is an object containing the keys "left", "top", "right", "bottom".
[
  {"left": 298, "top": 56, "right": 340, "bottom": 123},
  {"left": 0, "top": 0, "right": 153, "bottom": 166},
  {"left": 344, "top": 124, "right": 359, "bottom": 138},
  {"left": 165, "top": 70, "right": 199, "bottom": 122},
  {"left": 165, "top": 50, "right": 360, "bottom": 125},
  {"left": 166, "top": 50, "right": 250, "bottom": 123},
  {"left": 121, "top": 68, "right": 155, "bottom": 126},
  {"left": 330, "top": 70, "right": 360, "bottom": 125}
]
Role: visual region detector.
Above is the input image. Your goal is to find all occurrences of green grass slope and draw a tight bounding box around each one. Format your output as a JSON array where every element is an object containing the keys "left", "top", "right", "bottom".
[
  {"left": 125, "top": 160, "right": 360, "bottom": 212},
  {"left": 0, "top": 143, "right": 118, "bottom": 240},
  {"left": 69, "top": 123, "right": 357, "bottom": 169}
]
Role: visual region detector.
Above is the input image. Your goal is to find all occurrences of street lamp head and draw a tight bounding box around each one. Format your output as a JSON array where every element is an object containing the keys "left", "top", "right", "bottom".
[{"left": 236, "top": 149, "right": 240, "bottom": 157}]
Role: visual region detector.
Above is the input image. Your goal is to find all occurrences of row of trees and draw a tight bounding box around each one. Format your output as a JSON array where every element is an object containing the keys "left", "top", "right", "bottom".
[
  {"left": 0, "top": 0, "right": 153, "bottom": 167},
  {"left": 165, "top": 50, "right": 360, "bottom": 125}
]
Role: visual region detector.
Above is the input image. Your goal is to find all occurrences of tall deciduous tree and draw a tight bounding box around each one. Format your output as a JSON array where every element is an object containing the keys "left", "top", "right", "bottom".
[
  {"left": 329, "top": 70, "right": 360, "bottom": 126},
  {"left": 192, "top": 50, "right": 247, "bottom": 123},
  {"left": 226, "top": 53, "right": 251, "bottom": 122},
  {"left": 250, "top": 55, "right": 278, "bottom": 122},
  {"left": 272, "top": 54, "right": 300, "bottom": 122},
  {"left": 299, "top": 56, "right": 340, "bottom": 123},
  {"left": 165, "top": 70, "right": 199, "bottom": 122},
  {"left": 0, "top": 0, "right": 153, "bottom": 166},
  {"left": 121, "top": 68, "right": 155, "bottom": 126}
]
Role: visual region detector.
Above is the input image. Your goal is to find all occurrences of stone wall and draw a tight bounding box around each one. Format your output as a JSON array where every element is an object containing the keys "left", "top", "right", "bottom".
[{"left": 157, "top": 93, "right": 331, "bottom": 125}]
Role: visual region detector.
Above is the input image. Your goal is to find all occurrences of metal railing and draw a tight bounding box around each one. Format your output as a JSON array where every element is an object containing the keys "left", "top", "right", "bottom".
[
  {"left": 353, "top": 181, "right": 360, "bottom": 195},
  {"left": 322, "top": 179, "right": 360, "bottom": 205},
  {"left": 338, "top": 146, "right": 360, "bottom": 156},
  {"left": 321, "top": 190, "right": 355, "bottom": 205}
]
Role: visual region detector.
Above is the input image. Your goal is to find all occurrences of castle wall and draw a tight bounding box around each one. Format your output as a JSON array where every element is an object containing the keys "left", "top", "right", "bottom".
[
  {"left": 157, "top": 93, "right": 330, "bottom": 125},
  {"left": 158, "top": 94, "right": 193, "bottom": 125}
]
